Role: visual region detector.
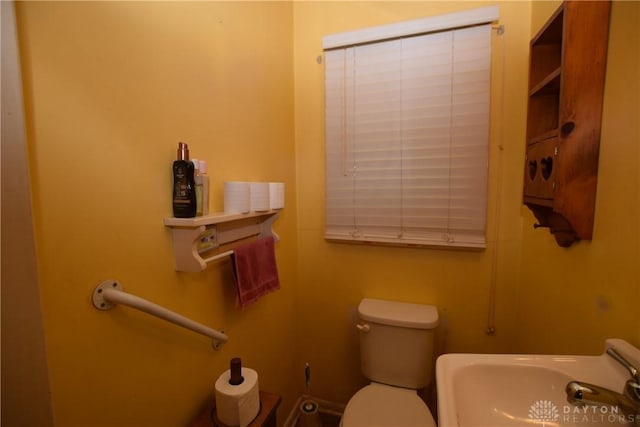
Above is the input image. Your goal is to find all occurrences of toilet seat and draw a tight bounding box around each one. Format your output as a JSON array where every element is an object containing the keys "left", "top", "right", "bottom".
[{"left": 341, "top": 383, "right": 436, "bottom": 427}]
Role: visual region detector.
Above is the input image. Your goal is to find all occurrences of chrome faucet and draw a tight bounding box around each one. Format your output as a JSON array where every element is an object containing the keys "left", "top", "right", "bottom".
[{"left": 566, "top": 348, "right": 640, "bottom": 417}]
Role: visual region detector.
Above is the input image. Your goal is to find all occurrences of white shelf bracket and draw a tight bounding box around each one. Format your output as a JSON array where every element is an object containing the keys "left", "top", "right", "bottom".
[{"left": 164, "top": 210, "right": 281, "bottom": 272}]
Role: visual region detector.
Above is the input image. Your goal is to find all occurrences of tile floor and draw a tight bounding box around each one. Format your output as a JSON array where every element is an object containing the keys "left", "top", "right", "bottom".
[
  {"left": 295, "top": 410, "right": 341, "bottom": 427},
  {"left": 319, "top": 411, "right": 341, "bottom": 427}
]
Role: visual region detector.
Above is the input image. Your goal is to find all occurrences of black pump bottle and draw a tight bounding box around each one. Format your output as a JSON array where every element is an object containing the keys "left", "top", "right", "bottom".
[{"left": 172, "top": 142, "right": 197, "bottom": 218}]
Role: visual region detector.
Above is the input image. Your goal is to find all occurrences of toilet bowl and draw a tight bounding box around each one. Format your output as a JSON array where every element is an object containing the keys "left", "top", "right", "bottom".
[
  {"left": 340, "top": 299, "right": 439, "bottom": 427},
  {"left": 341, "top": 383, "right": 435, "bottom": 427}
]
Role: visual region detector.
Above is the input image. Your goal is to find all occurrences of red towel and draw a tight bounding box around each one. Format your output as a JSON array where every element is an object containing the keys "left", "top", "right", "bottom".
[{"left": 231, "top": 236, "right": 280, "bottom": 308}]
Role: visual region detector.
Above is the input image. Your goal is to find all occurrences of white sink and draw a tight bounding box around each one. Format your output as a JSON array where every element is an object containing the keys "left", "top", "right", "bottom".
[{"left": 436, "top": 339, "right": 640, "bottom": 427}]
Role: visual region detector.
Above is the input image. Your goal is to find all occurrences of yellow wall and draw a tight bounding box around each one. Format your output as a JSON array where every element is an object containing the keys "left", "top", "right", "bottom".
[
  {"left": 16, "top": 2, "right": 298, "bottom": 426},
  {"left": 293, "top": 1, "right": 531, "bottom": 404},
  {"left": 293, "top": 0, "right": 640, "bottom": 405},
  {"left": 517, "top": 1, "right": 640, "bottom": 354},
  {"left": 13, "top": 0, "right": 640, "bottom": 425}
]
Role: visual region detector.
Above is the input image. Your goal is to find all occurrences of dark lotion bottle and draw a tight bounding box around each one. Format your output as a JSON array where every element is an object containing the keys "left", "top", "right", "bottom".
[{"left": 172, "top": 142, "right": 197, "bottom": 218}]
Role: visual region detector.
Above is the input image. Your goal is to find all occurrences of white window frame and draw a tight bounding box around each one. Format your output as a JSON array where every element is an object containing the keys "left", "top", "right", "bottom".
[{"left": 323, "top": 7, "right": 498, "bottom": 249}]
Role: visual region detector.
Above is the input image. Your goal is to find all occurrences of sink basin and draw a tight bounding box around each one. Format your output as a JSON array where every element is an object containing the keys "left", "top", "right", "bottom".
[{"left": 436, "top": 339, "right": 640, "bottom": 427}]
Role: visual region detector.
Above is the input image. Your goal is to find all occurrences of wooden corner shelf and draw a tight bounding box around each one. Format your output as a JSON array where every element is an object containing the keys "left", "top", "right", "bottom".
[{"left": 523, "top": 0, "right": 611, "bottom": 247}]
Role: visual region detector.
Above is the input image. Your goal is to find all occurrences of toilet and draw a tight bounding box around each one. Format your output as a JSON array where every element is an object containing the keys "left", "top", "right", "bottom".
[{"left": 340, "top": 298, "right": 439, "bottom": 427}]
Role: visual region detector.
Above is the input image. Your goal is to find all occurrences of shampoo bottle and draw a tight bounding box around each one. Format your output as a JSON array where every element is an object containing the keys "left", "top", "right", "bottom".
[
  {"left": 193, "top": 159, "right": 203, "bottom": 216},
  {"left": 172, "top": 142, "right": 196, "bottom": 218},
  {"left": 198, "top": 160, "right": 210, "bottom": 215}
]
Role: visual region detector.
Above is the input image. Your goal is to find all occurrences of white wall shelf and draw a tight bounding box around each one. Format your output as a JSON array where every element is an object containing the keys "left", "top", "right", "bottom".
[{"left": 164, "top": 210, "right": 280, "bottom": 272}]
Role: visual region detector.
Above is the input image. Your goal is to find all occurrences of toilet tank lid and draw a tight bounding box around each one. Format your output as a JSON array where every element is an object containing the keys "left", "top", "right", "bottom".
[{"left": 358, "top": 299, "right": 439, "bottom": 329}]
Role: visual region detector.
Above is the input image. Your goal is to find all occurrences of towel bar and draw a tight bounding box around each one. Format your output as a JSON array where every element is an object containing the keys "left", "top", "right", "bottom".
[
  {"left": 202, "top": 250, "right": 234, "bottom": 264},
  {"left": 92, "top": 280, "right": 228, "bottom": 349}
]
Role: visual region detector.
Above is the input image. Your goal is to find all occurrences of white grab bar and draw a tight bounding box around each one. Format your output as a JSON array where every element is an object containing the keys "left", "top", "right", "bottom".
[{"left": 92, "top": 280, "right": 228, "bottom": 349}]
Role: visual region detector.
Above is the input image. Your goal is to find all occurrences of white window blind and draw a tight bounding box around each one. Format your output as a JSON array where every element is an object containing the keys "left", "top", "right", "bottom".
[{"left": 324, "top": 17, "right": 493, "bottom": 249}]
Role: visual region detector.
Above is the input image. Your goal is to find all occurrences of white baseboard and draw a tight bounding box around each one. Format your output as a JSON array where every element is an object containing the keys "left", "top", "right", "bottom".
[{"left": 283, "top": 395, "right": 346, "bottom": 427}]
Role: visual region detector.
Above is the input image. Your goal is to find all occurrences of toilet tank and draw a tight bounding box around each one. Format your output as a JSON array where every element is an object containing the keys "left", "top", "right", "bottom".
[{"left": 358, "top": 298, "right": 439, "bottom": 389}]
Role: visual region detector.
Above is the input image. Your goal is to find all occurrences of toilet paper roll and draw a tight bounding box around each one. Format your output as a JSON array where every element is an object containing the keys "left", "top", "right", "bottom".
[
  {"left": 249, "top": 182, "right": 270, "bottom": 212},
  {"left": 215, "top": 367, "right": 260, "bottom": 427},
  {"left": 224, "top": 181, "right": 250, "bottom": 214},
  {"left": 269, "top": 182, "right": 285, "bottom": 209}
]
